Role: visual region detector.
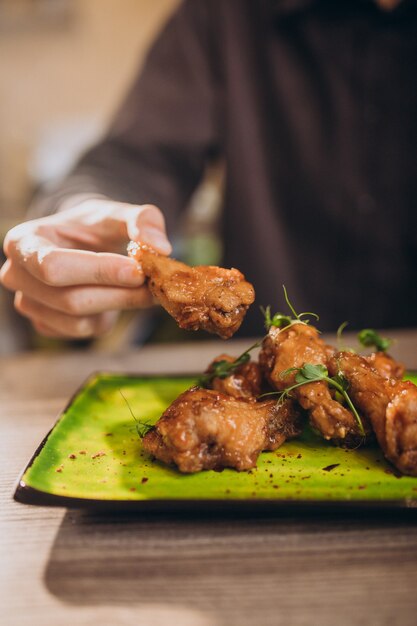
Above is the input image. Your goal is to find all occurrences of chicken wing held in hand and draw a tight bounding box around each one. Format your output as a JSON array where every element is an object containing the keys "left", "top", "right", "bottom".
[
  {"left": 142, "top": 387, "right": 303, "bottom": 473},
  {"left": 128, "top": 242, "right": 255, "bottom": 338}
]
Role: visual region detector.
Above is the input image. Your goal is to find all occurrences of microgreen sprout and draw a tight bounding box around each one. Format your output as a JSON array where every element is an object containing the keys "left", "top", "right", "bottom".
[
  {"left": 199, "top": 340, "right": 261, "bottom": 387},
  {"left": 119, "top": 389, "right": 154, "bottom": 438},
  {"left": 358, "top": 328, "right": 392, "bottom": 353},
  {"left": 337, "top": 321, "right": 349, "bottom": 344},
  {"left": 261, "top": 363, "right": 365, "bottom": 436},
  {"left": 261, "top": 285, "right": 319, "bottom": 331},
  {"left": 336, "top": 320, "right": 356, "bottom": 352}
]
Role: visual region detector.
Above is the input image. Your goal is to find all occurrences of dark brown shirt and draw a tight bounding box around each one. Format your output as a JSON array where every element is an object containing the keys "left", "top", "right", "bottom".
[{"left": 38, "top": 0, "right": 417, "bottom": 335}]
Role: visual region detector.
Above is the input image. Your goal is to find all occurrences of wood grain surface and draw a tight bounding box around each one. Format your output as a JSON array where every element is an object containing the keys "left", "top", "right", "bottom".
[{"left": 2, "top": 333, "right": 417, "bottom": 626}]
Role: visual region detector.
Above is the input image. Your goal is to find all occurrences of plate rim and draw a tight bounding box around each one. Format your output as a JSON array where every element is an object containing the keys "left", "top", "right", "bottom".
[{"left": 13, "top": 370, "right": 417, "bottom": 512}]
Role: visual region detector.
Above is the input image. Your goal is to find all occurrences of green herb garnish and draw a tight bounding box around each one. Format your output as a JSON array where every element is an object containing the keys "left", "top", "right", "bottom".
[
  {"left": 119, "top": 389, "right": 154, "bottom": 438},
  {"left": 358, "top": 328, "right": 392, "bottom": 353},
  {"left": 261, "top": 285, "right": 319, "bottom": 331},
  {"left": 198, "top": 340, "right": 261, "bottom": 388},
  {"left": 262, "top": 363, "right": 365, "bottom": 436},
  {"left": 336, "top": 321, "right": 349, "bottom": 345},
  {"left": 336, "top": 320, "right": 356, "bottom": 353}
]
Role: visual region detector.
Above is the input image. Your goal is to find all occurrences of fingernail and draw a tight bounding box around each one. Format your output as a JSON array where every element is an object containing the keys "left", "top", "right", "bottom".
[
  {"left": 140, "top": 226, "right": 172, "bottom": 255},
  {"left": 118, "top": 263, "right": 144, "bottom": 286}
]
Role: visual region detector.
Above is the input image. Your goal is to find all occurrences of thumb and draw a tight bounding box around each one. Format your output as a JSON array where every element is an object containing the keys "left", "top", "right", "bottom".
[{"left": 127, "top": 204, "right": 172, "bottom": 255}]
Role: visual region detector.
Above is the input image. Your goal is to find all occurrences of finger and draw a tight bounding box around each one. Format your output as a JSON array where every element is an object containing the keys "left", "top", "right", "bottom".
[
  {"left": 32, "top": 319, "right": 97, "bottom": 340},
  {"left": 32, "top": 320, "right": 70, "bottom": 339},
  {"left": 126, "top": 204, "right": 172, "bottom": 255},
  {"left": 2, "top": 262, "right": 154, "bottom": 315},
  {"left": 52, "top": 201, "right": 172, "bottom": 254},
  {"left": 15, "top": 292, "right": 118, "bottom": 338},
  {"left": 0, "top": 258, "right": 10, "bottom": 286},
  {"left": 5, "top": 233, "right": 145, "bottom": 288}
]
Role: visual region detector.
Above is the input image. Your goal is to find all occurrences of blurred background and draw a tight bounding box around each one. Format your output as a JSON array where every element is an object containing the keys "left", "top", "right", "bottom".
[{"left": 0, "top": 0, "right": 222, "bottom": 355}]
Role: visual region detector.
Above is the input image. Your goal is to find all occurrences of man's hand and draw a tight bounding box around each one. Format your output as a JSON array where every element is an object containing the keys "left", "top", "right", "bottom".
[{"left": 0, "top": 199, "right": 172, "bottom": 339}]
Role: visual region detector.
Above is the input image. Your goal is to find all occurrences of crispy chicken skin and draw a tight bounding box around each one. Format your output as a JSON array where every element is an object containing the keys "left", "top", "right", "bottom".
[
  {"left": 259, "top": 323, "right": 368, "bottom": 446},
  {"left": 295, "top": 382, "right": 368, "bottom": 446},
  {"left": 259, "top": 323, "right": 334, "bottom": 391},
  {"left": 205, "top": 354, "right": 262, "bottom": 400},
  {"left": 142, "top": 387, "right": 303, "bottom": 473},
  {"left": 128, "top": 242, "right": 255, "bottom": 339},
  {"left": 366, "top": 351, "right": 405, "bottom": 381},
  {"left": 328, "top": 352, "right": 417, "bottom": 476}
]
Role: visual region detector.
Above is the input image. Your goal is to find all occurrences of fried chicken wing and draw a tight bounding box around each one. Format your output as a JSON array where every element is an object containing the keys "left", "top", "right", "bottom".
[
  {"left": 142, "top": 387, "right": 303, "bottom": 473},
  {"left": 259, "top": 323, "right": 368, "bottom": 446},
  {"left": 328, "top": 352, "right": 417, "bottom": 476},
  {"left": 128, "top": 242, "right": 255, "bottom": 338},
  {"left": 259, "top": 323, "right": 334, "bottom": 390},
  {"left": 204, "top": 354, "right": 263, "bottom": 400},
  {"left": 366, "top": 351, "right": 405, "bottom": 381}
]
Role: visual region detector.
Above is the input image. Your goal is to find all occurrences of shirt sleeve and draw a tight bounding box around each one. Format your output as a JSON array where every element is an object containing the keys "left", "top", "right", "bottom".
[{"left": 30, "top": 0, "right": 221, "bottom": 236}]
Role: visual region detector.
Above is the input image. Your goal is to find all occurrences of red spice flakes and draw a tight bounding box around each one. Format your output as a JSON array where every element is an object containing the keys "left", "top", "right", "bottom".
[
  {"left": 141, "top": 477, "right": 148, "bottom": 484},
  {"left": 297, "top": 454, "right": 302, "bottom": 459},
  {"left": 56, "top": 465, "right": 64, "bottom": 473},
  {"left": 358, "top": 485, "right": 367, "bottom": 490},
  {"left": 104, "top": 433, "right": 113, "bottom": 437},
  {"left": 68, "top": 454, "right": 76, "bottom": 460},
  {"left": 79, "top": 450, "right": 87, "bottom": 455},
  {"left": 384, "top": 467, "right": 402, "bottom": 478},
  {"left": 129, "top": 487, "right": 137, "bottom": 492},
  {"left": 91, "top": 451, "right": 106, "bottom": 459},
  {"left": 322, "top": 463, "right": 340, "bottom": 472}
]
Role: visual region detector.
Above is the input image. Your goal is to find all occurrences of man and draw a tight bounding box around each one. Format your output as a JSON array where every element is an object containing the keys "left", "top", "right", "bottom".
[{"left": 1, "top": 0, "right": 416, "bottom": 339}]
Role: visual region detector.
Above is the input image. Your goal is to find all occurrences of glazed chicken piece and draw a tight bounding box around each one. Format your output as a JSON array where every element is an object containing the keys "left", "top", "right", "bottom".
[
  {"left": 365, "top": 351, "right": 405, "bottom": 381},
  {"left": 204, "top": 354, "right": 263, "bottom": 400},
  {"left": 259, "top": 323, "right": 369, "bottom": 446},
  {"left": 328, "top": 352, "right": 417, "bottom": 476},
  {"left": 142, "top": 387, "right": 303, "bottom": 473},
  {"left": 259, "top": 323, "right": 334, "bottom": 391},
  {"left": 128, "top": 242, "right": 255, "bottom": 339}
]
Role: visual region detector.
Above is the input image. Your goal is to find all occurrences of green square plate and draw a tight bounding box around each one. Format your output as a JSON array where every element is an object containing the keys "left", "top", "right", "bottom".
[{"left": 14, "top": 372, "right": 417, "bottom": 511}]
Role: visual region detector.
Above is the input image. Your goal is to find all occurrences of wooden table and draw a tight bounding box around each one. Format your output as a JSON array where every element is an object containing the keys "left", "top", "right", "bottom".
[{"left": 2, "top": 333, "right": 417, "bottom": 626}]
